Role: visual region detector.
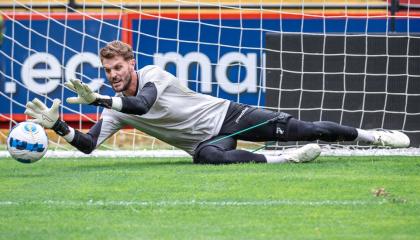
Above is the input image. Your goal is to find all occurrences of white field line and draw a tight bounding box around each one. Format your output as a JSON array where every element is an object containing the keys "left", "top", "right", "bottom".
[{"left": 0, "top": 199, "right": 394, "bottom": 207}]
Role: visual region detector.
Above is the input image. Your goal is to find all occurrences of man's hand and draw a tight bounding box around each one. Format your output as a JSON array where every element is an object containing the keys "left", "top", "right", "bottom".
[
  {"left": 65, "top": 79, "right": 106, "bottom": 105},
  {"left": 24, "top": 98, "right": 60, "bottom": 129}
]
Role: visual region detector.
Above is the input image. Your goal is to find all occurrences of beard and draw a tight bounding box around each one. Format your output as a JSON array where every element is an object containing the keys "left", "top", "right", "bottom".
[{"left": 111, "top": 73, "right": 132, "bottom": 93}]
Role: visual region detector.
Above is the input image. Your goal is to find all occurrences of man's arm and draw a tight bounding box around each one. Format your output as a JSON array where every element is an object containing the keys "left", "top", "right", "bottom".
[
  {"left": 64, "top": 120, "right": 102, "bottom": 154},
  {"left": 23, "top": 98, "right": 83, "bottom": 150},
  {"left": 58, "top": 116, "right": 122, "bottom": 154},
  {"left": 65, "top": 79, "right": 157, "bottom": 115},
  {"left": 24, "top": 98, "right": 121, "bottom": 154}
]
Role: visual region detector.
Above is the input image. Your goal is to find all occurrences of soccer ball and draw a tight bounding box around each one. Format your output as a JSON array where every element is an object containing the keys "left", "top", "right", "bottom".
[{"left": 7, "top": 122, "right": 48, "bottom": 164}]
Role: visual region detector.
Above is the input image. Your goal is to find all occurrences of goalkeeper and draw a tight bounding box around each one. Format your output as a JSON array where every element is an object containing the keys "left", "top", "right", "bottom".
[{"left": 24, "top": 41, "right": 410, "bottom": 164}]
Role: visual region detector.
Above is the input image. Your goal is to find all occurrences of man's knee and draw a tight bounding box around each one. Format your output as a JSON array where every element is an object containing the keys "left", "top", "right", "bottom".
[
  {"left": 194, "top": 145, "right": 226, "bottom": 164},
  {"left": 312, "top": 121, "right": 338, "bottom": 141},
  {"left": 286, "top": 119, "right": 337, "bottom": 141},
  {"left": 313, "top": 121, "right": 357, "bottom": 141}
]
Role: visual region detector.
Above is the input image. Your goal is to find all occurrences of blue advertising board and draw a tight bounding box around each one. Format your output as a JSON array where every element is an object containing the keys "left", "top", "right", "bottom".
[
  {"left": 0, "top": 14, "right": 122, "bottom": 119},
  {"left": 1, "top": 12, "right": 419, "bottom": 121}
]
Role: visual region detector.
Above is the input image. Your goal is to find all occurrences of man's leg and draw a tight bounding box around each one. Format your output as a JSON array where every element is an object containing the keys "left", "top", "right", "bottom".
[
  {"left": 221, "top": 103, "right": 358, "bottom": 142},
  {"left": 221, "top": 102, "right": 409, "bottom": 147},
  {"left": 283, "top": 119, "right": 358, "bottom": 142},
  {"left": 285, "top": 119, "right": 409, "bottom": 147},
  {"left": 194, "top": 135, "right": 321, "bottom": 165},
  {"left": 193, "top": 136, "right": 267, "bottom": 164}
]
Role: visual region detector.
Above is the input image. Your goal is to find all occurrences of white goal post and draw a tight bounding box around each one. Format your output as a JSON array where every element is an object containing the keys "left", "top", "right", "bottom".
[{"left": 0, "top": 0, "right": 420, "bottom": 157}]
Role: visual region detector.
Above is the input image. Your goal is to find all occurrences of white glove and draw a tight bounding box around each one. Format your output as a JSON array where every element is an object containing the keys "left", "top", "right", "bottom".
[
  {"left": 24, "top": 98, "right": 61, "bottom": 129},
  {"left": 65, "top": 79, "right": 110, "bottom": 105}
]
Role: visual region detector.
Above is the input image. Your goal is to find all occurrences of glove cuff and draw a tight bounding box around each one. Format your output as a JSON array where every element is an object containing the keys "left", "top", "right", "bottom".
[
  {"left": 90, "top": 97, "right": 112, "bottom": 109},
  {"left": 52, "top": 120, "right": 70, "bottom": 136}
]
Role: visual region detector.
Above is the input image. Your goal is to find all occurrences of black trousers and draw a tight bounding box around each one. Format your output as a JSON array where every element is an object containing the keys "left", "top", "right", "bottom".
[{"left": 193, "top": 102, "right": 358, "bottom": 164}]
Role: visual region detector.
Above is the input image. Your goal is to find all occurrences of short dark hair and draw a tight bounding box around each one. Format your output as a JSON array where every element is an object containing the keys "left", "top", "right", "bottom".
[{"left": 100, "top": 40, "right": 134, "bottom": 62}]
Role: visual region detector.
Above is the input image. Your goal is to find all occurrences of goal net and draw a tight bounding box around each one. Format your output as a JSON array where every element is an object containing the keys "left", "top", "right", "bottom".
[{"left": 1, "top": 0, "right": 420, "bottom": 157}]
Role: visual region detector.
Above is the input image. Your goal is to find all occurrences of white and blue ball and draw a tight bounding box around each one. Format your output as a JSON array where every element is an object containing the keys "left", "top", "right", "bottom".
[{"left": 7, "top": 122, "right": 48, "bottom": 164}]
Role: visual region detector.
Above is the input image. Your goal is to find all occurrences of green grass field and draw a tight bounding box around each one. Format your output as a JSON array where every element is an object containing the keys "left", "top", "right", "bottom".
[{"left": 1, "top": 156, "right": 419, "bottom": 239}]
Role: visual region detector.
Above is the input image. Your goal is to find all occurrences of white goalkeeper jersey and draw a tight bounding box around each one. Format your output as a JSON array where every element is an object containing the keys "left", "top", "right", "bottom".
[{"left": 96, "top": 65, "right": 230, "bottom": 155}]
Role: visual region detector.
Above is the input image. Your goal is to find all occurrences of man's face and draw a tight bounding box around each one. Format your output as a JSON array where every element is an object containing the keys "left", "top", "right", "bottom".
[{"left": 102, "top": 56, "right": 135, "bottom": 93}]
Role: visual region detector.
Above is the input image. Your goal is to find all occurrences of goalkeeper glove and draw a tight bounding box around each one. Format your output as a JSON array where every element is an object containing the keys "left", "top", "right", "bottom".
[
  {"left": 65, "top": 79, "right": 112, "bottom": 108},
  {"left": 24, "top": 98, "right": 70, "bottom": 136},
  {"left": 24, "top": 98, "right": 60, "bottom": 129}
]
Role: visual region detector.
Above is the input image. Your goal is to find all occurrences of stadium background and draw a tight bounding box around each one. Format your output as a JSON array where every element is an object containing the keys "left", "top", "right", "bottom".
[
  {"left": 1, "top": 3, "right": 420, "bottom": 239},
  {"left": 0, "top": 0, "right": 419, "bottom": 149}
]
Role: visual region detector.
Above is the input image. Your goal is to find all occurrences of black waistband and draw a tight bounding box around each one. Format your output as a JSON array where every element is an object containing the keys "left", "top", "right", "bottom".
[{"left": 222, "top": 101, "right": 248, "bottom": 125}]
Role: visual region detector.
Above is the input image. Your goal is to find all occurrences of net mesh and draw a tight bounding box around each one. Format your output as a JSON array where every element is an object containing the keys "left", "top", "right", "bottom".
[{"left": 0, "top": 0, "right": 420, "bottom": 156}]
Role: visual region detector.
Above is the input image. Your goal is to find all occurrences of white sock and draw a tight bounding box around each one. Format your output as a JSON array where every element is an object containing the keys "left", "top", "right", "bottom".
[
  {"left": 355, "top": 129, "right": 375, "bottom": 143},
  {"left": 265, "top": 155, "right": 289, "bottom": 164}
]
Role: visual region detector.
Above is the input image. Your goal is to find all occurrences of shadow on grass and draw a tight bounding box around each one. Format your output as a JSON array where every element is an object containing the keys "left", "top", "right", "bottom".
[
  {"left": 67, "top": 157, "right": 344, "bottom": 172},
  {"left": 66, "top": 159, "right": 193, "bottom": 172}
]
